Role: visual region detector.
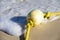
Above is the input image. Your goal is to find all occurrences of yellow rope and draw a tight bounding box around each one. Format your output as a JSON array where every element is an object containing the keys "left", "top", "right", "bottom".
[
  {"left": 25, "top": 18, "right": 34, "bottom": 40},
  {"left": 44, "top": 12, "right": 60, "bottom": 19}
]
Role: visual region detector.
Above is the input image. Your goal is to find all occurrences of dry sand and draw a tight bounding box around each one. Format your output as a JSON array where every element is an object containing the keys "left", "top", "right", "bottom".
[{"left": 0, "top": 18, "right": 60, "bottom": 40}]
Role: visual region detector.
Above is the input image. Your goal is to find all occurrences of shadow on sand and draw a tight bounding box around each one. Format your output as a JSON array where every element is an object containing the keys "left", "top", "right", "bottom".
[{"left": 10, "top": 16, "right": 27, "bottom": 40}]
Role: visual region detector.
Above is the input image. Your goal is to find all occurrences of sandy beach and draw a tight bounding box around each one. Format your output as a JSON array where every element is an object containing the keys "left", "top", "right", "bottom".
[{"left": 0, "top": 18, "right": 60, "bottom": 40}]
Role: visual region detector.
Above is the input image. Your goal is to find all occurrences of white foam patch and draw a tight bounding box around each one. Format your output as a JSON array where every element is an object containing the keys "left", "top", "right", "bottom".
[
  {"left": 0, "top": 20, "right": 23, "bottom": 36},
  {"left": 49, "top": 16, "right": 60, "bottom": 22}
]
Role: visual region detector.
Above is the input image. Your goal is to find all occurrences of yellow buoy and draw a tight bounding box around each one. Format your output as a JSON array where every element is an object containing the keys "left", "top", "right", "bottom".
[{"left": 25, "top": 9, "right": 44, "bottom": 40}]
